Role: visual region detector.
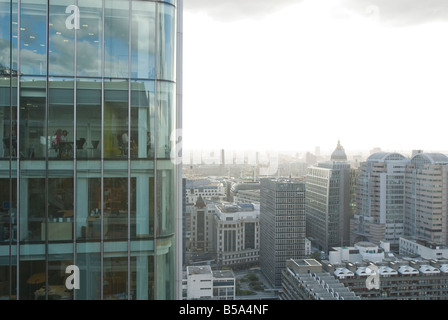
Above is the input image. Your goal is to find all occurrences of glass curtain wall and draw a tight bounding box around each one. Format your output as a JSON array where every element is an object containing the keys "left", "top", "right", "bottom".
[{"left": 0, "top": 0, "right": 178, "bottom": 300}]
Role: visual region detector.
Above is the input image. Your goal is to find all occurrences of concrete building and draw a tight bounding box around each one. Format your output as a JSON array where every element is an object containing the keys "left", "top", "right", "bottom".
[
  {"left": 189, "top": 196, "right": 216, "bottom": 253},
  {"left": 281, "top": 258, "right": 360, "bottom": 300},
  {"left": 305, "top": 140, "right": 352, "bottom": 252},
  {"left": 260, "top": 178, "right": 306, "bottom": 288},
  {"left": 214, "top": 202, "right": 260, "bottom": 268},
  {"left": 351, "top": 152, "right": 410, "bottom": 249},
  {"left": 328, "top": 241, "right": 391, "bottom": 264},
  {"left": 404, "top": 153, "right": 448, "bottom": 245},
  {"left": 182, "top": 265, "right": 235, "bottom": 300},
  {"left": 323, "top": 258, "right": 448, "bottom": 299},
  {"left": 399, "top": 237, "right": 448, "bottom": 260},
  {"left": 185, "top": 178, "right": 226, "bottom": 204}
]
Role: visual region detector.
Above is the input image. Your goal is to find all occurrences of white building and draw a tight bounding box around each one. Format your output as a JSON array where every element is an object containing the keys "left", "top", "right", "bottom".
[
  {"left": 399, "top": 237, "right": 448, "bottom": 260},
  {"left": 329, "top": 241, "right": 391, "bottom": 264},
  {"left": 182, "top": 265, "right": 235, "bottom": 300}
]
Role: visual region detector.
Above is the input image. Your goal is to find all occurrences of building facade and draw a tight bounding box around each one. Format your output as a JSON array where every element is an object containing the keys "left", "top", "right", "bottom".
[
  {"left": 214, "top": 202, "right": 260, "bottom": 268},
  {"left": 182, "top": 265, "right": 235, "bottom": 300},
  {"left": 0, "top": 0, "right": 182, "bottom": 300},
  {"left": 305, "top": 141, "right": 351, "bottom": 252},
  {"left": 404, "top": 153, "right": 448, "bottom": 245},
  {"left": 260, "top": 178, "right": 306, "bottom": 288},
  {"left": 351, "top": 152, "right": 409, "bottom": 248},
  {"left": 189, "top": 196, "right": 215, "bottom": 253}
]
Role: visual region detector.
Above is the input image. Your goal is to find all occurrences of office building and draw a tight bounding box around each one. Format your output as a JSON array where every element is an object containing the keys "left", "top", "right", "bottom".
[
  {"left": 305, "top": 141, "right": 351, "bottom": 252},
  {"left": 189, "top": 196, "right": 215, "bottom": 253},
  {"left": 404, "top": 153, "right": 448, "bottom": 245},
  {"left": 0, "top": 0, "right": 182, "bottom": 299},
  {"left": 260, "top": 178, "right": 306, "bottom": 288},
  {"left": 351, "top": 152, "right": 409, "bottom": 249},
  {"left": 214, "top": 202, "right": 260, "bottom": 268}
]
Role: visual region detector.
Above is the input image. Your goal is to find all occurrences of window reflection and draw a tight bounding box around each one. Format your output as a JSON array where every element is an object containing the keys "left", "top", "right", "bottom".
[
  {"left": 49, "top": 0, "right": 75, "bottom": 76},
  {"left": 77, "top": 0, "right": 102, "bottom": 77},
  {"left": 131, "top": 80, "right": 155, "bottom": 159},
  {"left": 20, "top": 0, "right": 47, "bottom": 76},
  {"left": 105, "top": 0, "right": 129, "bottom": 78},
  {"left": 157, "top": 4, "right": 175, "bottom": 81},
  {"left": 0, "top": 0, "right": 11, "bottom": 71},
  {"left": 131, "top": 1, "right": 156, "bottom": 79}
]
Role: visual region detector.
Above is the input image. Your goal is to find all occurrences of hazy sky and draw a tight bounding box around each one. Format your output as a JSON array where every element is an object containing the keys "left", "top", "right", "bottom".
[{"left": 182, "top": 0, "right": 448, "bottom": 154}]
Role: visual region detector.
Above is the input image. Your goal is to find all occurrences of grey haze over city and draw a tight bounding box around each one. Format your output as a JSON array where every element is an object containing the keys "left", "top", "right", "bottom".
[{"left": 182, "top": 0, "right": 448, "bottom": 154}]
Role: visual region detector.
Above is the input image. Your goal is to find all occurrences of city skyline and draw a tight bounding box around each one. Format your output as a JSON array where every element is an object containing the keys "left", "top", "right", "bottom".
[{"left": 183, "top": 0, "right": 448, "bottom": 153}]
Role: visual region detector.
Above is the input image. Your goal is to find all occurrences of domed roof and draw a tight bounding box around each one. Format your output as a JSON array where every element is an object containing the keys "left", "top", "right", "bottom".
[{"left": 331, "top": 140, "right": 347, "bottom": 162}]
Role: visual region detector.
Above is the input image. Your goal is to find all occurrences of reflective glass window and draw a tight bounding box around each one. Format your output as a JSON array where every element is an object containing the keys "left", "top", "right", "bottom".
[
  {"left": 105, "top": 0, "right": 129, "bottom": 78},
  {"left": 131, "top": 0, "right": 155, "bottom": 79},
  {"left": 157, "top": 3, "right": 175, "bottom": 81},
  {"left": 20, "top": 0, "right": 47, "bottom": 76},
  {"left": 156, "top": 81, "right": 175, "bottom": 159},
  {"left": 19, "top": 77, "right": 46, "bottom": 159},
  {"left": 77, "top": 0, "right": 102, "bottom": 77},
  {"left": 0, "top": 0, "right": 10, "bottom": 70},
  {"left": 49, "top": 78, "right": 74, "bottom": 160},
  {"left": 104, "top": 79, "right": 128, "bottom": 159},
  {"left": 49, "top": 0, "right": 76, "bottom": 76},
  {"left": 131, "top": 80, "right": 155, "bottom": 159},
  {"left": 76, "top": 78, "right": 101, "bottom": 159}
]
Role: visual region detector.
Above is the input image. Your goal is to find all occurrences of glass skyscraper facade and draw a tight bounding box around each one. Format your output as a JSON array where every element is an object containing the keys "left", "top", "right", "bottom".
[{"left": 0, "top": 0, "right": 182, "bottom": 300}]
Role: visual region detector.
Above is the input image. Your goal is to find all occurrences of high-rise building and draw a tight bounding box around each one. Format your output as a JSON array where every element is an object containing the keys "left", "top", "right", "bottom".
[
  {"left": 351, "top": 152, "right": 409, "bottom": 249},
  {"left": 305, "top": 141, "right": 351, "bottom": 252},
  {"left": 0, "top": 0, "right": 182, "bottom": 300},
  {"left": 404, "top": 153, "right": 448, "bottom": 245},
  {"left": 260, "top": 178, "right": 306, "bottom": 288}
]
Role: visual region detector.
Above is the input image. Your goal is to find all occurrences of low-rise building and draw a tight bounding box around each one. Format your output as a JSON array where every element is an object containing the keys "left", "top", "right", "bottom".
[
  {"left": 182, "top": 265, "right": 236, "bottom": 300},
  {"left": 399, "top": 237, "right": 448, "bottom": 260}
]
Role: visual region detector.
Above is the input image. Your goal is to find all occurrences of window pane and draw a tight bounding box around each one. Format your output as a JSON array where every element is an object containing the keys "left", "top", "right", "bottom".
[
  {"left": 19, "top": 77, "right": 46, "bottom": 159},
  {"left": 157, "top": 3, "right": 175, "bottom": 81},
  {"left": 0, "top": 0, "right": 10, "bottom": 71},
  {"left": 105, "top": 0, "right": 129, "bottom": 78},
  {"left": 49, "top": 78, "right": 74, "bottom": 160},
  {"left": 104, "top": 79, "right": 128, "bottom": 159},
  {"left": 20, "top": 0, "right": 47, "bottom": 76},
  {"left": 131, "top": 80, "right": 154, "bottom": 159},
  {"left": 131, "top": 0, "right": 155, "bottom": 79},
  {"left": 76, "top": 78, "right": 101, "bottom": 159},
  {"left": 77, "top": 0, "right": 102, "bottom": 77},
  {"left": 49, "top": 0, "right": 76, "bottom": 76},
  {"left": 156, "top": 81, "right": 175, "bottom": 159}
]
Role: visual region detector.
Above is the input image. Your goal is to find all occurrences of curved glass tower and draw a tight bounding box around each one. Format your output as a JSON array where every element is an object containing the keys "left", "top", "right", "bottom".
[{"left": 0, "top": 0, "right": 181, "bottom": 300}]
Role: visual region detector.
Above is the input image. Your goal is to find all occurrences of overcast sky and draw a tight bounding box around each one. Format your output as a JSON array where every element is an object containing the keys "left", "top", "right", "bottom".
[{"left": 182, "top": 0, "right": 448, "bottom": 154}]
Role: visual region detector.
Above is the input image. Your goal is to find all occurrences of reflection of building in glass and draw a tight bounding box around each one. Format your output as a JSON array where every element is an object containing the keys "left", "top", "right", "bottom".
[
  {"left": 260, "top": 178, "right": 306, "bottom": 288},
  {"left": 305, "top": 141, "right": 352, "bottom": 252},
  {"left": 351, "top": 153, "right": 409, "bottom": 249},
  {"left": 0, "top": 0, "right": 181, "bottom": 300}
]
